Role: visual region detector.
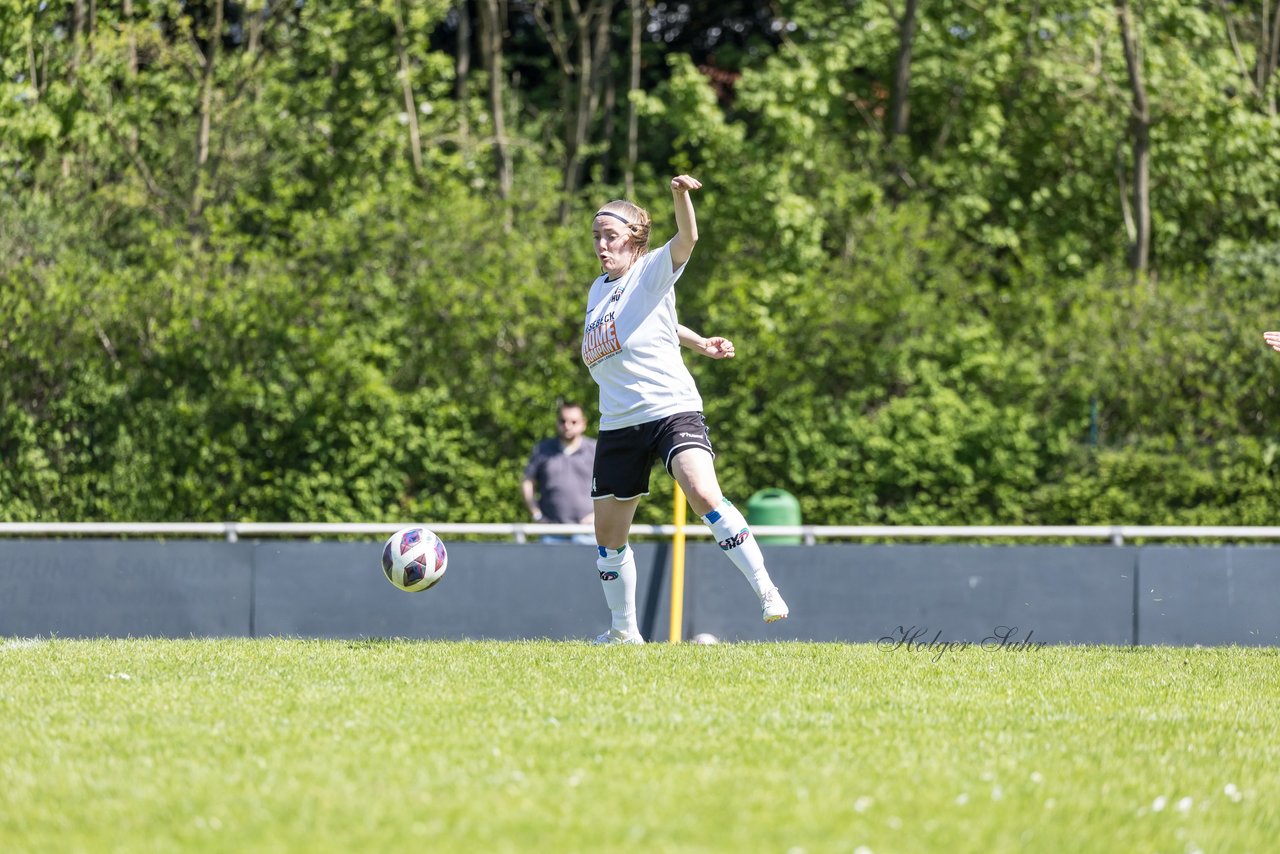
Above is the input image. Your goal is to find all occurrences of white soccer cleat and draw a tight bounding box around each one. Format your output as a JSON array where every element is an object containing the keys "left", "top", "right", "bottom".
[
  {"left": 760, "top": 587, "right": 789, "bottom": 623},
  {"left": 593, "top": 629, "right": 645, "bottom": 645}
]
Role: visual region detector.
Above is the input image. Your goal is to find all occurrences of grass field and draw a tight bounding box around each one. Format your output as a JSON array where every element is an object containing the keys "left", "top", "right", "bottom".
[{"left": 2, "top": 639, "right": 1278, "bottom": 853}]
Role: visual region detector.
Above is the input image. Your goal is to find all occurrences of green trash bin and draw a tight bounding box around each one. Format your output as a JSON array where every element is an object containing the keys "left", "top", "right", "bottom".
[{"left": 746, "top": 488, "right": 802, "bottom": 544}]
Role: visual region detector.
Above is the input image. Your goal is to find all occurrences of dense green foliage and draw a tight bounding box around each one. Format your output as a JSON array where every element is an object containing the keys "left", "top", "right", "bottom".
[{"left": 2, "top": 1, "right": 1280, "bottom": 524}]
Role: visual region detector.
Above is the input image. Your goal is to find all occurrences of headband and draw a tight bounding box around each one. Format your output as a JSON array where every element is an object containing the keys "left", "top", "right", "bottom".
[{"left": 594, "top": 210, "right": 630, "bottom": 226}]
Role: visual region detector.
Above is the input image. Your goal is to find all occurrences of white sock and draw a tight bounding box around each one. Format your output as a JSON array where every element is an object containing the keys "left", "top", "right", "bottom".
[
  {"left": 701, "top": 498, "right": 775, "bottom": 597},
  {"left": 597, "top": 544, "right": 638, "bottom": 636}
]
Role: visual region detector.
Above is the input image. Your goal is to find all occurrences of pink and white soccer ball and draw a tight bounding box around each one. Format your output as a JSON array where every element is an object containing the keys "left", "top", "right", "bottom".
[{"left": 381, "top": 527, "right": 448, "bottom": 592}]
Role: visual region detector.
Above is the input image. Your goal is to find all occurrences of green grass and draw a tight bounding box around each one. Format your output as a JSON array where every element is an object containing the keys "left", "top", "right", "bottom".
[{"left": 2, "top": 639, "right": 1278, "bottom": 853}]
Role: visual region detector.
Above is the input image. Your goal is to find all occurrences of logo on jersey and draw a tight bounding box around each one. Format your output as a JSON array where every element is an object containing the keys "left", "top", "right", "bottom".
[
  {"left": 599, "top": 570, "right": 619, "bottom": 581},
  {"left": 718, "top": 530, "right": 751, "bottom": 551},
  {"left": 582, "top": 318, "right": 621, "bottom": 367}
]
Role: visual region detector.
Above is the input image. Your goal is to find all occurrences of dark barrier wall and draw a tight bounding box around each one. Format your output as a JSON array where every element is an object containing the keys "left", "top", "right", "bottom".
[
  {"left": 680, "top": 544, "right": 1137, "bottom": 645},
  {"left": 2, "top": 541, "right": 1278, "bottom": 645},
  {"left": 0, "top": 540, "right": 253, "bottom": 637},
  {"left": 252, "top": 541, "right": 673, "bottom": 641},
  {"left": 1137, "top": 547, "right": 1280, "bottom": 645}
]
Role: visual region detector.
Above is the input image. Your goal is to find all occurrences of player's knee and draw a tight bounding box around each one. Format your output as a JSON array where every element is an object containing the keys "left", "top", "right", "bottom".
[{"left": 685, "top": 486, "right": 722, "bottom": 517}]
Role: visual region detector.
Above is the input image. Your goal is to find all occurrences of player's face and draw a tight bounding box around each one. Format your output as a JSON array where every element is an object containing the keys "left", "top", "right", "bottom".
[
  {"left": 593, "top": 216, "right": 633, "bottom": 278},
  {"left": 557, "top": 407, "right": 587, "bottom": 441}
]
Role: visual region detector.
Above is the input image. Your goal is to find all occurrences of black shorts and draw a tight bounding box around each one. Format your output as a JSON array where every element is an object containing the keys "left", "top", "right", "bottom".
[{"left": 591, "top": 411, "right": 715, "bottom": 500}]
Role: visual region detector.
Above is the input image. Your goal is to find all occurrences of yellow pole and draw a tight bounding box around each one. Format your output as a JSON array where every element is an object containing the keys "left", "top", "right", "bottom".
[{"left": 669, "top": 483, "right": 687, "bottom": 643}]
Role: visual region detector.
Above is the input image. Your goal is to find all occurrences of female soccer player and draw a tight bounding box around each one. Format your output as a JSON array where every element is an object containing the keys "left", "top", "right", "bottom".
[{"left": 581, "top": 175, "right": 789, "bottom": 644}]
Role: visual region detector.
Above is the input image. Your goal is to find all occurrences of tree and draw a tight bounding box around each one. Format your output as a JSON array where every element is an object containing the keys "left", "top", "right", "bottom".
[
  {"left": 885, "top": 0, "right": 920, "bottom": 198},
  {"left": 1116, "top": 0, "right": 1151, "bottom": 276},
  {"left": 191, "top": 0, "right": 225, "bottom": 225},
  {"left": 1216, "top": 0, "right": 1280, "bottom": 115},
  {"left": 624, "top": 0, "right": 644, "bottom": 196},
  {"left": 477, "top": 0, "right": 513, "bottom": 198}
]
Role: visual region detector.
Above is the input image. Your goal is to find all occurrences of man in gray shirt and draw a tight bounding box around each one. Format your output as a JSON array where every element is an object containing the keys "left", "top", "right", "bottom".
[{"left": 522, "top": 403, "right": 596, "bottom": 540}]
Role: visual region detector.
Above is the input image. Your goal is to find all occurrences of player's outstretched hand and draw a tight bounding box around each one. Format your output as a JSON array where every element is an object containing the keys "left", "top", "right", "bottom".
[
  {"left": 697, "top": 336, "right": 735, "bottom": 359},
  {"left": 671, "top": 175, "right": 702, "bottom": 194},
  {"left": 1265, "top": 331, "right": 1280, "bottom": 352}
]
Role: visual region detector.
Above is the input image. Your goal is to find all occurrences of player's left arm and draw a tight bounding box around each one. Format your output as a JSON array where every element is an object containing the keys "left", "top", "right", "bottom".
[
  {"left": 668, "top": 175, "right": 702, "bottom": 272},
  {"left": 677, "top": 324, "right": 735, "bottom": 359}
]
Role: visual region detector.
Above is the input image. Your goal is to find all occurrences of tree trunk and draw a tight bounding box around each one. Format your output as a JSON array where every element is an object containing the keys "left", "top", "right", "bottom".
[
  {"left": 560, "top": 0, "right": 611, "bottom": 221},
  {"left": 64, "top": 0, "right": 87, "bottom": 179},
  {"left": 456, "top": 0, "right": 472, "bottom": 142},
  {"left": 123, "top": 0, "right": 138, "bottom": 155},
  {"left": 71, "top": 0, "right": 85, "bottom": 72},
  {"left": 561, "top": 2, "right": 594, "bottom": 213},
  {"left": 1116, "top": 0, "right": 1151, "bottom": 277},
  {"left": 392, "top": 0, "right": 425, "bottom": 177},
  {"left": 27, "top": 34, "right": 38, "bottom": 102},
  {"left": 600, "top": 53, "right": 616, "bottom": 185},
  {"left": 1267, "top": 0, "right": 1280, "bottom": 115},
  {"left": 192, "top": 0, "right": 224, "bottom": 221},
  {"left": 534, "top": 0, "right": 573, "bottom": 184},
  {"left": 1216, "top": 0, "right": 1279, "bottom": 114},
  {"left": 247, "top": 0, "right": 265, "bottom": 55},
  {"left": 625, "top": 0, "right": 642, "bottom": 198},
  {"left": 1218, "top": 0, "right": 1265, "bottom": 105},
  {"left": 887, "top": 0, "right": 918, "bottom": 143},
  {"left": 885, "top": 0, "right": 919, "bottom": 200},
  {"left": 477, "top": 0, "right": 513, "bottom": 200},
  {"left": 123, "top": 0, "right": 137, "bottom": 74},
  {"left": 584, "top": 1, "right": 613, "bottom": 185}
]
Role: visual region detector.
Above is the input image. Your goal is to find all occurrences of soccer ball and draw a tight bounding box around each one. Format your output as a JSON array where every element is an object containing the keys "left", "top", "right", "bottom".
[{"left": 381, "top": 527, "right": 448, "bottom": 592}]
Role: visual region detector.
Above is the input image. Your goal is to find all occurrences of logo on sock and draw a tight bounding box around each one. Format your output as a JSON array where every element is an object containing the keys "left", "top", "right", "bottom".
[
  {"left": 718, "top": 530, "right": 750, "bottom": 551},
  {"left": 599, "top": 570, "right": 619, "bottom": 581}
]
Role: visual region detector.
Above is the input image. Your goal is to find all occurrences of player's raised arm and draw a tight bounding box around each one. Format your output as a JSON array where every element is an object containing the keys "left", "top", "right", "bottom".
[{"left": 668, "top": 175, "right": 702, "bottom": 272}]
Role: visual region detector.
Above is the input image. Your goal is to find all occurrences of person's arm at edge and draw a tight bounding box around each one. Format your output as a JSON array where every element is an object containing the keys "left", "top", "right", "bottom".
[{"left": 521, "top": 478, "right": 543, "bottom": 521}]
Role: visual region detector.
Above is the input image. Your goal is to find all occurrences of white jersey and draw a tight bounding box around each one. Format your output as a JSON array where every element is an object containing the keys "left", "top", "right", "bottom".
[{"left": 581, "top": 241, "right": 703, "bottom": 430}]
